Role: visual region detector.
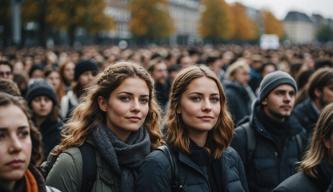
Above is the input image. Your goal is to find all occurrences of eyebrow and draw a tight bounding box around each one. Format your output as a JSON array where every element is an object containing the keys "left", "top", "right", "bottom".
[
  {"left": 0, "top": 126, "right": 29, "bottom": 131},
  {"left": 117, "top": 92, "right": 149, "bottom": 97}
]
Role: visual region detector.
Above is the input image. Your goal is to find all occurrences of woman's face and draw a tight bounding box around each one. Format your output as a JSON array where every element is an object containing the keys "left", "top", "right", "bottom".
[
  {"left": 0, "top": 104, "right": 31, "bottom": 182},
  {"left": 98, "top": 77, "right": 150, "bottom": 141},
  {"left": 179, "top": 77, "right": 221, "bottom": 133},
  {"left": 64, "top": 62, "right": 75, "bottom": 82},
  {"left": 47, "top": 71, "right": 61, "bottom": 90},
  {"left": 31, "top": 96, "right": 53, "bottom": 118},
  {"left": 78, "top": 71, "right": 97, "bottom": 88}
]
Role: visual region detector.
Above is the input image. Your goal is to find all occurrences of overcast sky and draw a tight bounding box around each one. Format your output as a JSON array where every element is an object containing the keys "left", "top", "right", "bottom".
[{"left": 225, "top": 0, "right": 333, "bottom": 20}]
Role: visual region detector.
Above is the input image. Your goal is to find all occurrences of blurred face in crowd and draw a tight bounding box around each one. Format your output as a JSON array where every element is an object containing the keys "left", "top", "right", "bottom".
[
  {"left": 178, "top": 77, "right": 220, "bottom": 140},
  {"left": 98, "top": 77, "right": 149, "bottom": 141},
  {"left": 79, "top": 70, "right": 97, "bottom": 88},
  {"left": 262, "top": 84, "right": 296, "bottom": 121},
  {"left": 0, "top": 104, "right": 31, "bottom": 185},
  {"left": 262, "top": 64, "right": 277, "bottom": 77},
  {"left": 180, "top": 56, "right": 192, "bottom": 69},
  {"left": 151, "top": 62, "right": 168, "bottom": 84},
  {"left": 31, "top": 69, "right": 44, "bottom": 80},
  {"left": 64, "top": 62, "right": 75, "bottom": 82},
  {"left": 31, "top": 96, "right": 53, "bottom": 118},
  {"left": 234, "top": 67, "right": 250, "bottom": 86},
  {"left": 316, "top": 86, "right": 333, "bottom": 109},
  {"left": 0, "top": 64, "right": 13, "bottom": 80},
  {"left": 46, "top": 71, "right": 61, "bottom": 90}
]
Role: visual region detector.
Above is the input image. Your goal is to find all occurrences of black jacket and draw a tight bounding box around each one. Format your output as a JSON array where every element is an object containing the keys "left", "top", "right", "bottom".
[
  {"left": 136, "top": 146, "right": 249, "bottom": 192},
  {"left": 273, "top": 172, "right": 324, "bottom": 192},
  {"left": 223, "top": 80, "right": 253, "bottom": 125},
  {"left": 293, "top": 98, "right": 319, "bottom": 138},
  {"left": 231, "top": 101, "right": 307, "bottom": 192},
  {"left": 40, "top": 118, "right": 63, "bottom": 159}
]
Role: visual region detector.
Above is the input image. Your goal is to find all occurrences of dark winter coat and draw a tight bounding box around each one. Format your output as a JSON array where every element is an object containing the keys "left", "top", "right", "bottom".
[
  {"left": 231, "top": 102, "right": 307, "bottom": 192},
  {"left": 40, "top": 118, "right": 63, "bottom": 159},
  {"left": 293, "top": 98, "right": 319, "bottom": 138},
  {"left": 136, "top": 146, "right": 249, "bottom": 192},
  {"left": 223, "top": 80, "right": 254, "bottom": 125}
]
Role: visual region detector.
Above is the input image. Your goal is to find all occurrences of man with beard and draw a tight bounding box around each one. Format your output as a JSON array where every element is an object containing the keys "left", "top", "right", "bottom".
[
  {"left": 231, "top": 71, "right": 307, "bottom": 192},
  {"left": 147, "top": 58, "right": 171, "bottom": 111},
  {"left": 294, "top": 68, "right": 333, "bottom": 139}
]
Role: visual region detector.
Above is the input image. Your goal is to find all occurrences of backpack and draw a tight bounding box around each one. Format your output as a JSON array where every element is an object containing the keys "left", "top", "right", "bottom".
[
  {"left": 240, "top": 122, "right": 304, "bottom": 163},
  {"left": 157, "top": 145, "right": 184, "bottom": 192},
  {"left": 41, "top": 142, "right": 97, "bottom": 192}
]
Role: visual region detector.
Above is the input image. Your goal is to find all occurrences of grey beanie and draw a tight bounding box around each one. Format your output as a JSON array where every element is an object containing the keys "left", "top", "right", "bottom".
[{"left": 258, "top": 71, "right": 297, "bottom": 102}]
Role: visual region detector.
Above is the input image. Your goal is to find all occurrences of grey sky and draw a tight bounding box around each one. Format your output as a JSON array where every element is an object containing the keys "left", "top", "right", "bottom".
[{"left": 225, "top": 0, "right": 333, "bottom": 20}]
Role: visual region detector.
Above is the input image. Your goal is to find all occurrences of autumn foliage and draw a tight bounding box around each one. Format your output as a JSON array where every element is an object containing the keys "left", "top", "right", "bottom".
[
  {"left": 261, "top": 10, "right": 284, "bottom": 38},
  {"left": 129, "top": 0, "right": 174, "bottom": 40}
]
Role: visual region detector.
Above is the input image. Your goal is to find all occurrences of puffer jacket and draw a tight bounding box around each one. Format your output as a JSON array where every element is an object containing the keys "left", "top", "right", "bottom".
[
  {"left": 136, "top": 146, "right": 248, "bottom": 192},
  {"left": 46, "top": 139, "right": 118, "bottom": 192},
  {"left": 231, "top": 101, "right": 307, "bottom": 192},
  {"left": 223, "top": 80, "right": 255, "bottom": 125}
]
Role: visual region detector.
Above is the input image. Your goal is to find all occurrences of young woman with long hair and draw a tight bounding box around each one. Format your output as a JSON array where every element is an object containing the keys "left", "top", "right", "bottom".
[
  {"left": 46, "top": 62, "right": 164, "bottom": 192},
  {"left": 136, "top": 65, "right": 248, "bottom": 192},
  {"left": 274, "top": 103, "right": 333, "bottom": 192},
  {"left": 0, "top": 93, "right": 59, "bottom": 192}
]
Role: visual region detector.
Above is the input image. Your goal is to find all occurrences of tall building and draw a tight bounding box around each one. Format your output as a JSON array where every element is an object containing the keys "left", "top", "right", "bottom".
[
  {"left": 283, "top": 11, "right": 316, "bottom": 44},
  {"left": 105, "top": 0, "right": 201, "bottom": 44}
]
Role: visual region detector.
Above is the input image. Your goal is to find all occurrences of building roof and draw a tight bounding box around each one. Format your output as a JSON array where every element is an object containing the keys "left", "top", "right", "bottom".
[{"left": 284, "top": 11, "right": 313, "bottom": 23}]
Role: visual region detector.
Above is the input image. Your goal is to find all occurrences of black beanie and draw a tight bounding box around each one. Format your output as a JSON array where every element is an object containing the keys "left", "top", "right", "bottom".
[
  {"left": 25, "top": 80, "right": 57, "bottom": 105},
  {"left": 258, "top": 71, "right": 297, "bottom": 102},
  {"left": 74, "top": 60, "right": 98, "bottom": 80}
]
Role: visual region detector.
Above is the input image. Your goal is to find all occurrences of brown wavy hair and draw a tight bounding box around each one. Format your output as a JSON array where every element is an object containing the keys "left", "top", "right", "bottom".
[
  {"left": 53, "top": 62, "right": 164, "bottom": 155},
  {"left": 0, "top": 93, "right": 43, "bottom": 165},
  {"left": 299, "top": 103, "right": 333, "bottom": 178},
  {"left": 166, "top": 65, "right": 234, "bottom": 159}
]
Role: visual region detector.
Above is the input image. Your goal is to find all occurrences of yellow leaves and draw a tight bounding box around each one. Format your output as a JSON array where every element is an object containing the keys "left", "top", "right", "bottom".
[
  {"left": 198, "top": 0, "right": 231, "bottom": 39},
  {"left": 129, "top": 0, "right": 174, "bottom": 39},
  {"left": 261, "top": 10, "right": 284, "bottom": 38},
  {"left": 229, "top": 2, "right": 258, "bottom": 40}
]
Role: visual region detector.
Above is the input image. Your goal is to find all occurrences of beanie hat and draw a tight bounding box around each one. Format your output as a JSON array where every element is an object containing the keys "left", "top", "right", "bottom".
[
  {"left": 25, "top": 80, "right": 57, "bottom": 105},
  {"left": 74, "top": 60, "right": 98, "bottom": 80},
  {"left": 258, "top": 71, "right": 297, "bottom": 102}
]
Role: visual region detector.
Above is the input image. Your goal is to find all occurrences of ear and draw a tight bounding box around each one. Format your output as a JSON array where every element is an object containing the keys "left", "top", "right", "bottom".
[
  {"left": 314, "top": 89, "right": 322, "bottom": 98},
  {"left": 176, "top": 106, "right": 181, "bottom": 114},
  {"left": 97, "top": 96, "right": 107, "bottom": 112},
  {"left": 261, "top": 98, "right": 268, "bottom": 106}
]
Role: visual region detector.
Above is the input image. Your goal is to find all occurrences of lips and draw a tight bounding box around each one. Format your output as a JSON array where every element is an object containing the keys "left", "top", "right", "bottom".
[
  {"left": 126, "top": 116, "right": 142, "bottom": 121},
  {"left": 198, "top": 116, "right": 215, "bottom": 121},
  {"left": 6, "top": 160, "right": 25, "bottom": 169}
]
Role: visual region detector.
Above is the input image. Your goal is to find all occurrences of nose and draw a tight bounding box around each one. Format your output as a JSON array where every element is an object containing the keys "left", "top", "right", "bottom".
[
  {"left": 131, "top": 99, "right": 141, "bottom": 112},
  {"left": 283, "top": 93, "right": 292, "bottom": 102},
  {"left": 8, "top": 135, "right": 22, "bottom": 154},
  {"left": 202, "top": 98, "right": 212, "bottom": 111}
]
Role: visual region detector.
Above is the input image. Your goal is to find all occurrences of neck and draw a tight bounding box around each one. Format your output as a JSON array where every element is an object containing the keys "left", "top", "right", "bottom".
[
  {"left": 187, "top": 129, "right": 208, "bottom": 147},
  {"left": 263, "top": 108, "right": 286, "bottom": 123},
  {"left": 0, "top": 181, "right": 15, "bottom": 191},
  {"left": 34, "top": 116, "right": 47, "bottom": 128},
  {"left": 314, "top": 99, "right": 323, "bottom": 111}
]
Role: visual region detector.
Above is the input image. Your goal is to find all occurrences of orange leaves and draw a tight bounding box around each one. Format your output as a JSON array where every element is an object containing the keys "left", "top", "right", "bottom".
[
  {"left": 129, "top": 0, "right": 174, "bottom": 39},
  {"left": 261, "top": 10, "right": 284, "bottom": 38}
]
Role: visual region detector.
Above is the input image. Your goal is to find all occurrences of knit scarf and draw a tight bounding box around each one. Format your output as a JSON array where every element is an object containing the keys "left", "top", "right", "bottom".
[{"left": 92, "top": 123, "right": 151, "bottom": 192}]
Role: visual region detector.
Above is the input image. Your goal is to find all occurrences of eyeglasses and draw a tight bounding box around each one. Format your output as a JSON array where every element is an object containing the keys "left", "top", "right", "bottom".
[{"left": 0, "top": 71, "right": 12, "bottom": 77}]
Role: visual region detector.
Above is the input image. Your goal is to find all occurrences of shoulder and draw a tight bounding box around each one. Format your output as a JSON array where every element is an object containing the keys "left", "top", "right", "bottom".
[
  {"left": 222, "top": 147, "right": 242, "bottom": 165},
  {"left": 142, "top": 149, "right": 171, "bottom": 170},
  {"left": 273, "top": 172, "right": 318, "bottom": 192}
]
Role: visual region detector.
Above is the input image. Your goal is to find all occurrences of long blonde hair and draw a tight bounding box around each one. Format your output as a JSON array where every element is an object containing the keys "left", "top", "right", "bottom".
[
  {"left": 53, "top": 62, "right": 164, "bottom": 155},
  {"left": 166, "top": 65, "right": 234, "bottom": 159},
  {"left": 299, "top": 103, "right": 333, "bottom": 177}
]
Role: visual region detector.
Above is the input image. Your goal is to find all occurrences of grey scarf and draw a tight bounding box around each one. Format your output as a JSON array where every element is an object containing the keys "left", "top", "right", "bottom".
[{"left": 92, "top": 123, "right": 151, "bottom": 192}]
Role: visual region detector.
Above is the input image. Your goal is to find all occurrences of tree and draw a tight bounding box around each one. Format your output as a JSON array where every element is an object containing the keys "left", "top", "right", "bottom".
[
  {"left": 229, "top": 3, "right": 258, "bottom": 41},
  {"left": 47, "top": 0, "right": 115, "bottom": 46},
  {"left": 317, "top": 24, "right": 333, "bottom": 42},
  {"left": 198, "top": 0, "right": 231, "bottom": 42},
  {"left": 129, "top": 0, "right": 174, "bottom": 42},
  {"left": 261, "top": 10, "right": 284, "bottom": 38}
]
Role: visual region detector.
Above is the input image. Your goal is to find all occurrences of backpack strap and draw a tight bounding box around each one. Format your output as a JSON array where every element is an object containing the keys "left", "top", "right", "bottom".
[
  {"left": 79, "top": 142, "right": 97, "bottom": 192},
  {"left": 240, "top": 122, "right": 256, "bottom": 164},
  {"left": 295, "top": 133, "right": 304, "bottom": 159},
  {"left": 157, "top": 145, "right": 184, "bottom": 192}
]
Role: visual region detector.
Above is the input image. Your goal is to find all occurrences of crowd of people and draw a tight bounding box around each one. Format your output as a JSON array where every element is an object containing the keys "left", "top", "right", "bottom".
[{"left": 0, "top": 44, "right": 333, "bottom": 192}]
